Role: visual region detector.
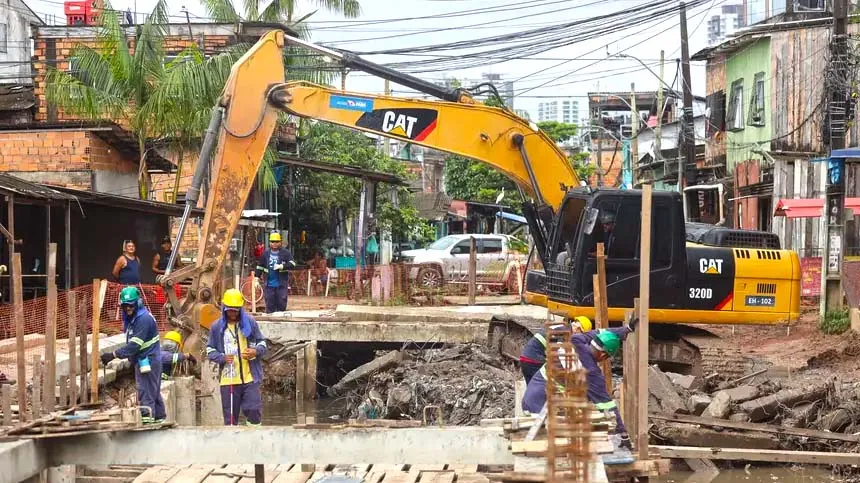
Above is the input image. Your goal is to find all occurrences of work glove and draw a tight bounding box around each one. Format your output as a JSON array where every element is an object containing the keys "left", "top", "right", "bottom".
[
  {"left": 274, "top": 263, "right": 284, "bottom": 271},
  {"left": 628, "top": 316, "right": 639, "bottom": 332},
  {"left": 100, "top": 352, "right": 116, "bottom": 366}
]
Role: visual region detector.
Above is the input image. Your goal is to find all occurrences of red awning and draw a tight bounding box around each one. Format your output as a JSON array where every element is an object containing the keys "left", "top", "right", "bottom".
[{"left": 774, "top": 198, "right": 860, "bottom": 218}]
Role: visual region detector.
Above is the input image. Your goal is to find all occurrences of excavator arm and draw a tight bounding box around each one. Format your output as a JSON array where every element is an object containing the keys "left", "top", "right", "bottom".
[{"left": 161, "top": 30, "right": 578, "bottom": 350}]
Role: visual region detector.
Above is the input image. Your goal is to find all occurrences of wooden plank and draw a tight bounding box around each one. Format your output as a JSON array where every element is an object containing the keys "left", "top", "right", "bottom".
[
  {"left": 273, "top": 465, "right": 293, "bottom": 473},
  {"left": 134, "top": 466, "right": 184, "bottom": 483},
  {"left": 91, "top": 278, "right": 102, "bottom": 404},
  {"left": 1, "top": 384, "right": 11, "bottom": 426},
  {"left": 271, "top": 473, "right": 311, "bottom": 483},
  {"left": 381, "top": 470, "right": 419, "bottom": 483},
  {"left": 468, "top": 236, "right": 476, "bottom": 305},
  {"left": 79, "top": 293, "right": 88, "bottom": 403},
  {"left": 594, "top": 244, "right": 612, "bottom": 395},
  {"left": 411, "top": 465, "right": 445, "bottom": 471},
  {"left": 654, "top": 445, "right": 860, "bottom": 465},
  {"left": 304, "top": 341, "right": 317, "bottom": 401},
  {"left": 446, "top": 465, "right": 478, "bottom": 473},
  {"left": 510, "top": 437, "right": 614, "bottom": 455},
  {"left": 31, "top": 354, "right": 41, "bottom": 417},
  {"left": 637, "top": 183, "right": 652, "bottom": 460},
  {"left": 67, "top": 291, "right": 77, "bottom": 405},
  {"left": 44, "top": 243, "right": 57, "bottom": 412},
  {"left": 421, "top": 472, "right": 455, "bottom": 483},
  {"left": 12, "top": 253, "right": 26, "bottom": 422},
  {"left": 168, "top": 467, "right": 214, "bottom": 483},
  {"left": 651, "top": 413, "right": 860, "bottom": 443},
  {"left": 455, "top": 474, "right": 490, "bottom": 483}
]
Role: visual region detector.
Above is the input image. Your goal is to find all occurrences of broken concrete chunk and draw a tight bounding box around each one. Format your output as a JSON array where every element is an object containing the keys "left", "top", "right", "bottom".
[
  {"left": 818, "top": 408, "right": 853, "bottom": 433},
  {"left": 739, "top": 383, "right": 831, "bottom": 422},
  {"left": 688, "top": 394, "right": 711, "bottom": 416},
  {"left": 657, "top": 422, "right": 779, "bottom": 449},
  {"left": 722, "top": 385, "right": 760, "bottom": 404},
  {"left": 789, "top": 403, "right": 820, "bottom": 428},
  {"left": 666, "top": 372, "right": 703, "bottom": 391},
  {"left": 703, "top": 391, "right": 731, "bottom": 419},
  {"left": 648, "top": 365, "right": 688, "bottom": 415},
  {"left": 728, "top": 413, "right": 749, "bottom": 422}
]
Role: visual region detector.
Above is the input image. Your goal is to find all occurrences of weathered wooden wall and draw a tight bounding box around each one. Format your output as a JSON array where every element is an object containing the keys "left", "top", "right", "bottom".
[{"left": 704, "top": 54, "right": 727, "bottom": 166}]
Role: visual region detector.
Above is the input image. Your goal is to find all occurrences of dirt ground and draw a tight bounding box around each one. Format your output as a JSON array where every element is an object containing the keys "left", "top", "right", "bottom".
[{"left": 705, "top": 307, "right": 860, "bottom": 379}]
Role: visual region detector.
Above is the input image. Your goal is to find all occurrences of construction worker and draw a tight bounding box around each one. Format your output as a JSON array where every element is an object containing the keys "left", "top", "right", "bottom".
[
  {"left": 206, "top": 289, "right": 268, "bottom": 426},
  {"left": 100, "top": 286, "right": 166, "bottom": 423},
  {"left": 519, "top": 316, "right": 593, "bottom": 384},
  {"left": 521, "top": 321, "right": 638, "bottom": 449},
  {"left": 159, "top": 330, "right": 196, "bottom": 379},
  {"left": 255, "top": 232, "right": 296, "bottom": 313}
]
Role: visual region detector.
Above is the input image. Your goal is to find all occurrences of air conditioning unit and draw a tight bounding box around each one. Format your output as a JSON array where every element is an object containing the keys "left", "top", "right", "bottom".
[{"left": 794, "top": 0, "right": 826, "bottom": 12}]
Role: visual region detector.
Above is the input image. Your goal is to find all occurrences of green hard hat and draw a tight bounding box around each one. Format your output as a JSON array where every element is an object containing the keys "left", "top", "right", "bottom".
[
  {"left": 595, "top": 330, "right": 621, "bottom": 356},
  {"left": 119, "top": 286, "right": 140, "bottom": 305}
]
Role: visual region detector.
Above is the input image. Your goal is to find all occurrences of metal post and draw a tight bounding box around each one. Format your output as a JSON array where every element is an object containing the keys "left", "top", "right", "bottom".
[
  {"left": 355, "top": 179, "right": 367, "bottom": 299},
  {"left": 656, "top": 50, "right": 666, "bottom": 185},
  {"left": 822, "top": 0, "right": 849, "bottom": 315},
  {"left": 630, "top": 83, "right": 639, "bottom": 172}
]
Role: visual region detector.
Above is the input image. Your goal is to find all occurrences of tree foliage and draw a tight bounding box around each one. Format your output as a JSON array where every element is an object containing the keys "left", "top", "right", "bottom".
[
  {"left": 292, "top": 123, "right": 423, "bottom": 246},
  {"left": 536, "top": 121, "right": 579, "bottom": 144}
]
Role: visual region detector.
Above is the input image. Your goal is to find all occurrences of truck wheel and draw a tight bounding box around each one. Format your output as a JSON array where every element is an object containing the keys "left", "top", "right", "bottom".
[{"left": 417, "top": 266, "right": 443, "bottom": 288}]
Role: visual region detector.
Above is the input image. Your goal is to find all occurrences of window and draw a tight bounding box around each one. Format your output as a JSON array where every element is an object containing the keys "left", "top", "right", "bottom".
[
  {"left": 479, "top": 239, "right": 503, "bottom": 254},
  {"left": 726, "top": 79, "right": 744, "bottom": 131},
  {"left": 450, "top": 240, "right": 471, "bottom": 255},
  {"left": 748, "top": 72, "right": 765, "bottom": 126},
  {"left": 0, "top": 24, "right": 6, "bottom": 53}
]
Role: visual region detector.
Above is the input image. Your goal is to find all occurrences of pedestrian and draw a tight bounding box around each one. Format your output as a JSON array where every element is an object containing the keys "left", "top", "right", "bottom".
[
  {"left": 519, "top": 316, "right": 592, "bottom": 384},
  {"left": 206, "top": 289, "right": 268, "bottom": 426},
  {"left": 255, "top": 232, "right": 295, "bottom": 313},
  {"left": 521, "top": 320, "right": 638, "bottom": 450},
  {"left": 112, "top": 240, "right": 141, "bottom": 285},
  {"left": 159, "top": 330, "right": 196, "bottom": 379},
  {"left": 100, "top": 286, "right": 167, "bottom": 424},
  {"left": 310, "top": 250, "right": 328, "bottom": 295},
  {"left": 152, "top": 236, "right": 183, "bottom": 276}
]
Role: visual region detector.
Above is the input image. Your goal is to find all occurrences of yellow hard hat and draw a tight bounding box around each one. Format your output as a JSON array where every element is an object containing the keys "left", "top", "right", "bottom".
[
  {"left": 573, "top": 316, "right": 593, "bottom": 332},
  {"left": 222, "top": 288, "right": 244, "bottom": 308},
  {"left": 269, "top": 232, "right": 282, "bottom": 242},
  {"left": 163, "top": 330, "right": 182, "bottom": 346}
]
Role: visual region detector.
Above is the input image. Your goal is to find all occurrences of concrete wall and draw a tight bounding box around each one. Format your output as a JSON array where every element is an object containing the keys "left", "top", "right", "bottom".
[
  {"left": 0, "top": 0, "right": 41, "bottom": 85},
  {"left": 726, "top": 38, "right": 772, "bottom": 171}
]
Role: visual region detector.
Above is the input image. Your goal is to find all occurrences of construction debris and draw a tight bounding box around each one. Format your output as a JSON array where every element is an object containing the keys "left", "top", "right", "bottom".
[{"left": 342, "top": 344, "right": 516, "bottom": 425}]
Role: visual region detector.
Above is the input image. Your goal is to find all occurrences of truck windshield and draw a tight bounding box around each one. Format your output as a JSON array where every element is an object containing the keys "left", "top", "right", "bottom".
[{"left": 427, "top": 236, "right": 457, "bottom": 250}]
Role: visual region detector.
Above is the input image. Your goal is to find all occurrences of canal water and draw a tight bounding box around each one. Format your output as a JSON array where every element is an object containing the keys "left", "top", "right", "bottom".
[
  {"left": 655, "top": 466, "right": 836, "bottom": 482},
  {"left": 261, "top": 396, "right": 350, "bottom": 425}
]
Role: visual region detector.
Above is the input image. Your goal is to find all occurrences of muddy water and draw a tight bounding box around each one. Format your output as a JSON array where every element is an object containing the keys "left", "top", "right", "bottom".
[
  {"left": 656, "top": 467, "right": 835, "bottom": 482},
  {"left": 261, "top": 397, "right": 349, "bottom": 425}
]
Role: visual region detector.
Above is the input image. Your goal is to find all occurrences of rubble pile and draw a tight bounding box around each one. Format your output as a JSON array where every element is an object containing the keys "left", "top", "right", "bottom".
[
  {"left": 645, "top": 364, "right": 860, "bottom": 453},
  {"left": 340, "top": 344, "right": 517, "bottom": 425}
]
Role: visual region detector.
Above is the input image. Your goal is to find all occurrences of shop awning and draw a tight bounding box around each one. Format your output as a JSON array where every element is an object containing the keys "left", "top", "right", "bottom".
[
  {"left": 496, "top": 211, "right": 527, "bottom": 224},
  {"left": 774, "top": 198, "right": 860, "bottom": 218}
]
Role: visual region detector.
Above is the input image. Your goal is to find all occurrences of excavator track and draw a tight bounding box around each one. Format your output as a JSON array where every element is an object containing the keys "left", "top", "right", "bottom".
[{"left": 488, "top": 316, "right": 753, "bottom": 380}]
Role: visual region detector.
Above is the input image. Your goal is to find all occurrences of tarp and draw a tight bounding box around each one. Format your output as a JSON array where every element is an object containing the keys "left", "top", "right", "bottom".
[{"left": 774, "top": 198, "right": 860, "bottom": 218}]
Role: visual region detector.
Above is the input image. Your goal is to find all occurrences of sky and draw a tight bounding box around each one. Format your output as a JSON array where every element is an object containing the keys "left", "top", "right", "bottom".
[{"left": 25, "top": 0, "right": 738, "bottom": 120}]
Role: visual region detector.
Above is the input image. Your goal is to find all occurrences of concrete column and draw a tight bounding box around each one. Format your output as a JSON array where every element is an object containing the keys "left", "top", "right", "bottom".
[
  {"left": 160, "top": 380, "right": 176, "bottom": 424},
  {"left": 173, "top": 376, "right": 195, "bottom": 426},
  {"left": 46, "top": 466, "right": 75, "bottom": 483}
]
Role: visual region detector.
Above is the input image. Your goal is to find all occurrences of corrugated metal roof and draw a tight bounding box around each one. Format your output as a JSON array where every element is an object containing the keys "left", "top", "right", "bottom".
[
  {"left": 50, "top": 186, "right": 205, "bottom": 217},
  {"left": 0, "top": 173, "right": 77, "bottom": 201}
]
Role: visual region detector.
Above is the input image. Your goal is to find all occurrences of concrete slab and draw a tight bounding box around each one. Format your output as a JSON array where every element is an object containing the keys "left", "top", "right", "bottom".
[
  {"left": 258, "top": 321, "right": 489, "bottom": 344},
  {"left": 44, "top": 427, "right": 514, "bottom": 466},
  {"left": 0, "top": 440, "right": 47, "bottom": 483},
  {"left": 333, "top": 305, "right": 547, "bottom": 323}
]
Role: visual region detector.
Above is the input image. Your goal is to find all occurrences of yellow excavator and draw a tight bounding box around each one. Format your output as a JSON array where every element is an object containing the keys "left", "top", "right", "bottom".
[{"left": 159, "top": 30, "right": 801, "bottom": 377}]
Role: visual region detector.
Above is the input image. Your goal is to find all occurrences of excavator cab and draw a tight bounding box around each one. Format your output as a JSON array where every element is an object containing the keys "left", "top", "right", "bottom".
[{"left": 532, "top": 188, "right": 688, "bottom": 314}]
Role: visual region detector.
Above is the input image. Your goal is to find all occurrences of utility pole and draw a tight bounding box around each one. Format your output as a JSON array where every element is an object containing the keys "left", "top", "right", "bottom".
[
  {"left": 341, "top": 68, "right": 347, "bottom": 91},
  {"left": 679, "top": 1, "right": 696, "bottom": 189},
  {"left": 823, "top": 0, "right": 849, "bottom": 315},
  {"left": 656, "top": 50, "right": 667, "bottom": 187},
  {"left": 630, "top": 83, "right": 639, "bottom": 181},
  {"left": 384, "top": 79, "right": 391, "bottom": 157}
]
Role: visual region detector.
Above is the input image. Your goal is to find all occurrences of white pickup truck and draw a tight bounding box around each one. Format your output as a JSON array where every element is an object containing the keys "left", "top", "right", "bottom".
[{"left": 399, "top": 234, "right": 526, "bottom": 292}]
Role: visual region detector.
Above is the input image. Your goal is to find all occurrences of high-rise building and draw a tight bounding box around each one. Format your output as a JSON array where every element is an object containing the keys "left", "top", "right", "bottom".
[
  {"left": 430, "top": 73, "right": 515, "bottom": 108},
  {"left": 537, "top": 98, "right": 580, "bottom": 124},
  {"left": 707, "top": 4, "right": 745, "bottom": 46}
]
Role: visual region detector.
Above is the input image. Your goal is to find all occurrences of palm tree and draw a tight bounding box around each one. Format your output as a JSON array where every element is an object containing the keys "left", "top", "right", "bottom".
[{"left": 45, "top": 0, "right": 244, "bottom": 199}]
